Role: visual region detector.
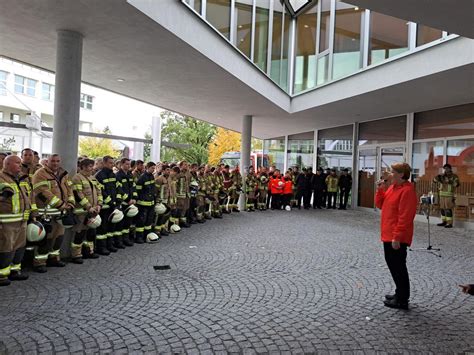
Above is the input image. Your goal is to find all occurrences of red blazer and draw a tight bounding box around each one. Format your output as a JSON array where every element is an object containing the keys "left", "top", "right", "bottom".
[
  {"left": 375, "top": 181, "right": 417, "bottom": 246},
  {"left": 283, "top": 180, "right": 293, "bottom": 194}
]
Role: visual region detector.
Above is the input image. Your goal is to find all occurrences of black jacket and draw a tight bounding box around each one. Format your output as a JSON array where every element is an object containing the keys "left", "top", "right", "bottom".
[
  {"left": 136, "top": 171, "right": 156, "bottom": 206},
  {"left": 312, "top": 174, "right": 326, "bottom": 190},
  {"left": 116, "top": 170, "right": 137, "bottom": 205},
  {"left": 338, "top": 174, "right": 353, "bottom": 190},
  {"left": 296, "top": 173, "right": 312, "bottom": 191},
  {"left": 95, "top": 167, "right": 120, "bottom": 208}
]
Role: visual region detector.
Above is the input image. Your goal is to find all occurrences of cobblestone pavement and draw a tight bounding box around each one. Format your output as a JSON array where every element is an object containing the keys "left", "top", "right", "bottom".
[{"left": 1, "top": 209, "right": 473, "bottom": 354}]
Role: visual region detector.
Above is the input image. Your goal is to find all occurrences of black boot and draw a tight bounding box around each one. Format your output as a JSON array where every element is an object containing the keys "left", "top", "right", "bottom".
[
  {"left": 437, "top": 221, "right": 447, "bottom": 226},
  {"left": 8, "top": 270, "right": 29, "bottom": 281},
  {"left": 135, "top": 234, "right": 145, "bottom": 244},
  {"left": 0, "top": 278, "right": 11, "bottom": 286},
  {"left": 47, "top": 259, "right": 66, "bottom": 267},
  {"left": 71, "top": 257, "right": 84, "bottom": 264},
  {"left": 123, "top": 235, "right": 134, "bottom": 247},
  {"left": 114, "top": 236, "right": 125, "bottom": 249},
  {"left": 160, "top": 229, "right": 169, "bottom": 237},
  {"left": 106, "top": 238, "right": 118, "bottom": 253},
  {"left": 95, "top": 239, "right": 110, "bottom": 256}
]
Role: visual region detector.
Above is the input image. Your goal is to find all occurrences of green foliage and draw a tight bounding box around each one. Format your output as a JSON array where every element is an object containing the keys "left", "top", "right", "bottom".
[
  {"left": 160, "top": 111, "right": 216, "bottom": 165},
  {"left": 79, "top": 128, "right": 120, "bottom": 159}
]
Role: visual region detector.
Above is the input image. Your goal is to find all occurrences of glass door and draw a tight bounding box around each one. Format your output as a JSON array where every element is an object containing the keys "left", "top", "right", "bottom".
[
  {"left": 358, "top": 148, "right": 377, "bottom": 208},
  {"left": 378, "top": 146, "right": 405, "bottom": 184}
]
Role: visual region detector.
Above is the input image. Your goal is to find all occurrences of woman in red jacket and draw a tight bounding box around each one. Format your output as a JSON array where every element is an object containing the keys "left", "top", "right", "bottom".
[
  {"left": 375, "top": 162, "right": 417, "bottom": 310},
  {"left": 270, "top": 170, "right": 283, "bottom": 210},
  {"left": 282, "top": 172, "right": 293, "bottom": 210}
]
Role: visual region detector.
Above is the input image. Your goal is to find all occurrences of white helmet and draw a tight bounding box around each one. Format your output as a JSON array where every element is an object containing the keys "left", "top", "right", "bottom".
[
  {"left": 278, "top": 181, "right": 284, "bottom": 186},
  {"left": 125, "top": 205, "right": 139, "bottom": 218},
  {"left": 190, "top": 181, "right": 199, "bottom": 188},
  {"left": 170, "top": 224, "right": 181, "bottom": 233},
  {"left": 26, "top": 221, "right": 46, "bottom": 242},
  {"left": 155, "top": 203, "right": 167, "bottom": 215},
  {"left": 146, "top": 232, "right": 160, "bottom": 243},
  {"left": 109, "top": 209, "right": 124, "bottom": 224},
  {"left": 285, "top": 205, "right": 291, "bottom": 211},
  {"left": 86, "top": 215, "right": 102, "bottom": 229}
]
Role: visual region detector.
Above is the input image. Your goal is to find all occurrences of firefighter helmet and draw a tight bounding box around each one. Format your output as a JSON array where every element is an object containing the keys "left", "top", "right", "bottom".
[
  {"left": 125, "top": 204, "right": 139, "bottom": 218},
  {"left": 170, "top": 224, "right": 181, "bottom": 233},
  {"left": 155, "top": 203, "right": 167, "bottom": 215},
  {"left": 109, "top": 209, "right": 124, "bottom": 223},
  {"left": 146, "top": 232, "right": 160, "bottom": 243},
  {"left": 86, "top": 215, "right": 102, "bottom": 229},
  {"left": 285, "top": 205, "right": 291, "bottom": 211},
  {"left": 26, "top": 221, "right": 46, "bottom": 242}
]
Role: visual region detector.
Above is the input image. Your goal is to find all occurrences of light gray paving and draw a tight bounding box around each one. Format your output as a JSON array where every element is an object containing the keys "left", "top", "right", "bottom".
[{"left": 1, "top": 208, "right": 473, "bottom": 354}]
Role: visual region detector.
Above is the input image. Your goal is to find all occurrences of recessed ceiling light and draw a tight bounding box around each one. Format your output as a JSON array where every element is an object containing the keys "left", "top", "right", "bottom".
[
  {"left": 117, "top": 78, "right": 125, "bottom": 82},
  {"left": 238, "top": 25, "right": 243, "bottom": 29},
  {"left": 354, "top": 6, "right": 359, "bottom": 10},
  {"left": 304, "top": 24, "right": 309, "bottom": 28}
]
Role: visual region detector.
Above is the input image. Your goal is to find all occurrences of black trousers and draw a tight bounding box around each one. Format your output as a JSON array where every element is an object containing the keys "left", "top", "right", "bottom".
[
  {"left": 339, "top": 188, "right": 350, "bottom": 209},
  {"left": 384, "top": 242, "right": 410, "bottom": 302},
  {"left": 313, "top": 189, "right": 324, "bottom": 208},
  {"left": 296, "top": 190, "right": 304, "bottom": 208},
  {"left": 327, "top": 192, "right": 337, "bottom": 208},
  {"left": 303, "top": 191, "right": 312, "bottom": 208},
  {"left": 271, "top": 194, "right": 281, "bottom": 210}
]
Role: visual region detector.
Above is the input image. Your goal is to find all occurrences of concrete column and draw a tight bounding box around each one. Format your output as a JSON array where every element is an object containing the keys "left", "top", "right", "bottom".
[
  {"left": 53, "top": 30, "right": 83, "bottom": 174},
  {"left": 239, "top": 115, "right": 252, "bottom": 211},
  {"left": 151, "top": 115, "right": 162, "bottom": 162},
  {"left": 351, "top": 122, "right": 359, "bottom": 209}
]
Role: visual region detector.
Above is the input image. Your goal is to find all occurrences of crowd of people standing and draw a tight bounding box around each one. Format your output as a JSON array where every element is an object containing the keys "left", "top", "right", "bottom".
[{"left": 0, "top": 148, "right": 353, "bottom": 287}]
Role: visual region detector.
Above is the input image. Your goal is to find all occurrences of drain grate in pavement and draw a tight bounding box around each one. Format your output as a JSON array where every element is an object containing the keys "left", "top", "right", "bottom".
[{"left": 153, "top": 265, "right": 171, "bottom": 270}]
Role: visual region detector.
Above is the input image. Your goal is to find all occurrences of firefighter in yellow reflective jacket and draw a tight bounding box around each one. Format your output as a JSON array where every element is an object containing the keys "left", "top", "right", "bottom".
[
  {"left": 154, "top": 165, "right": 171, "bottom": 236},
  {"left": 0, "top": 156, "right": 32, "bottom": 286},
  {"left": 195, "top": 165, "right": 207, "bottom": 222},
  {"left": 71, "top": 158, "right": 102, "bottom": 263},
  {"left": 229, "top": 166, "right": 242, "bottom": 212},
  {"left": 245, "top": 166, "right": 258, "bottom": 211},
  {"left": 32, "top": 154, "right": 75, "bottom": 273},
  {"left": 176, "top": 161, "right": 191, "bottom": 228},
  {"left": 433, "top": 163, "right": 460, "bottom": 228},
  {"left": 135, "top": 162, "right": 157, "bottom": 243},
  {"left": 325, "top": 169, "right": 339, "bottom": 209},
  {"left": 168, "top": 166, "right": 181, "bottom": 231}
]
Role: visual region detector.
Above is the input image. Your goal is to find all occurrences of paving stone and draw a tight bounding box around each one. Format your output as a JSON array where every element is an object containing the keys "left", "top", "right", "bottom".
[{"left": 0, "top": 210, "right": 472, "bottom": 353}]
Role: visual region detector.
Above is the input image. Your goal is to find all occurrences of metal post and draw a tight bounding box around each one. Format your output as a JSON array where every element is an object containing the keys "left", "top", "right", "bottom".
[
  {"left": 283, "top": 134, "right": 289, "bottom": 172},
  {"left": 351, "top": 122, "right": 359, "bottom": 209},
  {"left": 151, "top": 115, "right": 162, "bottom": 163},
  {"left": 52, "top": 30, "right": 83, "bottom": 175},
  {"left": 239, "top": 115, "right": 252, "bottom": 211}
]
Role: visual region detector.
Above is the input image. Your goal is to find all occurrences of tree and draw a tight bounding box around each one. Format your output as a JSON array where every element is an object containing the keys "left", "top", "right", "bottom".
[
  {"left": 160, "top": 111, "right": 216, "bottom": 165},
  {"left": 208, "top": 127, "right": 241, "bottom": 165},
  {"left": 78, "top": 127, "right": 120, "bottom": 159},
  {"left": 143, "top": 131, "right": 152, "bottom": 162}
]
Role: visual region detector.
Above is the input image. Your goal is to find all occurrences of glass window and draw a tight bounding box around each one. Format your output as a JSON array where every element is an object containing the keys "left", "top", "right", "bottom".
[
  {"left": 0, "top": 71, "right": 7, "bottom": 95},
  {"left": 316, "top": 54, "right": 329, "bottom": 85},
  {"left": 269, "top": 3, "right": 290, "bottom": 90},
  {"left": 42, "top": 83, "right": 54, "bottom": 101},
  {"left": 294, "top": 5, "right": 317, "bottom": 93},
  {"left": 287, "top": 132, "right": 314, "bottom": 169},
  {"left": 369, "top": 12, "right": 408, "bottom": 65},
  {"left": 414, "top": 104, "right": 474, "bottom": 140},
  {"left": 412, "top": 141, "right": 444, "bottom": 216},
  {"left": 184, "top": 0, "right": 202, "bottom": 13},
  {"left": 80, "top": 94, "right": 94, "bottom": 110},
  {"left": 235, "top": 1, "right": 253, "bottom": 59},
  {"left": 254, "top": 0, "right": 270, "bottom": 71},
  {"left": 317, "top": 125, "right": 353, "bottom": 170},
  {"left": 0, "top": 112, "right": 3, "bottom": 121},
  {"left": 288, "top": 0, "right": 311, "bottom": 13},
  {"left": 319, "top": 0, "right": 331, "bottom": 53},
  {"left": 10, "top": 113, "right": 20, "bottom": 123},
  {"left": 417, "top": 25, "right": 442, "bottom": 47},
  {"left": 14, "top": 75, "right": 37, "bottom": 96},
  {"left": 358, "top": 116, "right": 406, "bottom": 146},
  {"left": 447, "top": 139, "right": 474, "bottom": 222},
  {"left": 333, "top": 3, "right": 363, "bottom": 80},
  {"left": 263, "top": 137, "right": 285, "bottom": 171},
  {"left": 206, "top": 0, "right": 231, "bottom": 40}
]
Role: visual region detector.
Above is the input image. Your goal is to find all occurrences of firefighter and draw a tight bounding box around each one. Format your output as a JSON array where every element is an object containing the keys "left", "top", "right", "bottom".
[
  {"left": 433, "top": 163, "right": 460, "bottom": 228},
  {"left": 0, "top": 155, "right": 31, "bottom": 286},
  {"left": 245, "top": 166, "right": 258, "bottom": 212},
  {"left": 338, "top": 168, "right": 352, "bottom": 210},
  {"left": 116, "top": 158, "right": 137, "bottom": 245},
  {"left": 195, "top": 165, "right": 207, "bottom": 222},
  {"left": 154, "top": 165, "right": 171, "bottom": 235},
  {"left": 326, "top": 169, "right": 339, "bottom": 209},
  {"left": 312, "top": 168, "right": 326, "bottom": 209},
  {"left": 95, "top": 156, "right": 122, "bottom": 254},
  {"left": 136, "top": 162, "right": 157, "bottom": 242},
  {"left": 257, "top": 170, "right": 269, "bottom": 211},
  {"left": 216, "top": 164, "right": 227, "bottom": 214},
  {"left": 176, "top": 161, "right": 191, "bottom": 228},
  {"left": 32, "top": 154, "right": 75, "bottom": 272},
  {"left": 132, "top": 160, "right": 145, "bottom": 182},
  {"left": 168, "top": 166, "right": 182, "bottom": 230},
  {"left": 188, "top": 163, "right": 200, "bottom": 221},
  {"left": 221, "top": 165, "right": 233, "bottom": 213},
  {"left": 229, "top": 166, "right": 242, "bottom": 212},
  {"left": 71, "top": 158, "right": 102, "bottom": 263},
  {"left": 210, "top": 167, "right": 223, "bottom": 218},
  {"left": 203, "top": 166, "right": 214, "bottom": 219},
  {"left": 21, "top": 148, "right": 42, "bottom": 181}
]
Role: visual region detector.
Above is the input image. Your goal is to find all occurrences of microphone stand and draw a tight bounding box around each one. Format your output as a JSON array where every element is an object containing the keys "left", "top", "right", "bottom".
[{"left": 410, "top": 203, "right": 441, "bottom": 257}]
